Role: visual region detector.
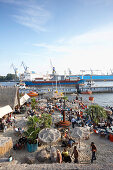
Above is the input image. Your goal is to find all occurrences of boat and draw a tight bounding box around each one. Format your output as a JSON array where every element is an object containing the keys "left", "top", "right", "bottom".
[
  {"left": 87, "top": 80, "right": 95, "bottom": 86},
  {"left": 69, "top": 74, "right": 113, "bottom": 81},
  {"left": 16, "top": 82, "right": 26, "bottom": 89},
  {"left": 80, "top": 90, "right": 92, "bottom": 94},
  {"left": 27, "top": 91, "right": 38, "bottom": 97},
  {"left": 24, "top": 78, "right": 84, "bottom": 87}
]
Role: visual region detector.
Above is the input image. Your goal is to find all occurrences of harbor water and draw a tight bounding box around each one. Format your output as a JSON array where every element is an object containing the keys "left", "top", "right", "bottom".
[{"left": 0, "top": 81, "right": 113, "bottom": 107}]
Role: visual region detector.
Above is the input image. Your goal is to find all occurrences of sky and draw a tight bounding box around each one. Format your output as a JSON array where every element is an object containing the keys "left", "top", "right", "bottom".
[{"left": 0, "top": 0, "right": 113, "bottom": 76}]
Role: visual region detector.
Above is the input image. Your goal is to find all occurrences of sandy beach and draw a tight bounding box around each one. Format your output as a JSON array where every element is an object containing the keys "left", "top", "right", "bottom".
[{"left": 0, "top": 110, "right": 113, "bottom": 170}]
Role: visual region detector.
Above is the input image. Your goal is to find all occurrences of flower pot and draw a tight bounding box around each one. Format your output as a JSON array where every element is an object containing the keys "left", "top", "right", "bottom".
[
  {"left": 27, "top": 142, "right": 38, "bottom": 152},
  {"left": 109, "top": 134, "right": 113, "bottom": 142},
  {"left": 89, "top": 97, "right": 94, "bottom": 101}
]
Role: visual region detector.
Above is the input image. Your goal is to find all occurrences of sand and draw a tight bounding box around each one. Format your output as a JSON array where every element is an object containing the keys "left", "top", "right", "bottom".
[{"left": 0, "top": 111, "right": 113, "bottom": 170}]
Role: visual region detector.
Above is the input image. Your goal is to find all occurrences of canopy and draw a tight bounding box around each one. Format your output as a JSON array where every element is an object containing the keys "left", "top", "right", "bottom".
[
  {"left": 20, "top": 94, "right": 30, "bottom": 106},
  {"left": 0, "top": 137, "right": 13, "bottom": 155},
  {"left": 0, "top": 105, "right": 13, "bottom": 118}
]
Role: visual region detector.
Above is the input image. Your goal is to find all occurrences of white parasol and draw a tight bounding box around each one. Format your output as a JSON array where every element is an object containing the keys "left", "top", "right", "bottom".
[{"left": 38, "top": 128, "right": 61, "bottom": 144}]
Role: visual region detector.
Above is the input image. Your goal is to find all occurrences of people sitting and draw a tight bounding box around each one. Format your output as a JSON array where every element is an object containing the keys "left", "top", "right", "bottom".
[
  {"left": 67, "top": 137, "right": 77, "bottom": 148},
  {"left": 62, "top": 148, "right": 71, "bottom": 163},
  {"left": 56, "top": 149, "right": 62, "bottom": 163}
]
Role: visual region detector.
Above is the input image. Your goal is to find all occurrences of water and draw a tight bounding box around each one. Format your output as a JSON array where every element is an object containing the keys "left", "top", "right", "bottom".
[
  {"left": 0, "top": 82, "right": 17, "bottom": 86},
  {"left": 1, "top": 81, "right": 113, "bottom": 107}
]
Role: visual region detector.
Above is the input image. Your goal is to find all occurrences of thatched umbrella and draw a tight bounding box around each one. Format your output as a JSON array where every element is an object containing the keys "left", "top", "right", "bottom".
[
  {"left": 70, "top": 127, "right": 86, "bottom": 150},
  {"left": 38, "top": 128, "right": 61, "bottom": 150},
  {"left": 0, "top": 86, "right": 19, "bottom": 110}
]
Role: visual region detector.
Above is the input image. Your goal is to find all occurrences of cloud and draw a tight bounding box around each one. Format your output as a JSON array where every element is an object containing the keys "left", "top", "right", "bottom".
[
  {"left": 68, "top": 26, "right": 113, "bottom": 46},
  {"left": 33, "top": 24, "right": 113, "bottom": 51},
  {"left": 32, "top": 24, "right": 113, "bottom": 74},
  {"left": 33, "top": 43, "right": 70, "bottom": 53},
  {"left": 0, "top": 0, "right": 51, "bottom": 32}
]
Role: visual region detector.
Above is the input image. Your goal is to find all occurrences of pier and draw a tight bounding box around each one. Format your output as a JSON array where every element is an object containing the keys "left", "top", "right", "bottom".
[{"left": 79, "top": 86, "right": 113, "bottom": 93}]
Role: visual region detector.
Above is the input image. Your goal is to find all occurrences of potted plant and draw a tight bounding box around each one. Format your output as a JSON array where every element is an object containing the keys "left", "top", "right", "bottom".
[
  {"left": 25, "top": 113, "right": 52, "bottom": 152},
  {"left": 24, "top": 116, "right": 40, "bottom": 152}
]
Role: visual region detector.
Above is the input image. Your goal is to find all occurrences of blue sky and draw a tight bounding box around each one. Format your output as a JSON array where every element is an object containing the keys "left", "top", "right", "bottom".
[{"left": 0, "top": 0, "right": 113, "bottom": 76}]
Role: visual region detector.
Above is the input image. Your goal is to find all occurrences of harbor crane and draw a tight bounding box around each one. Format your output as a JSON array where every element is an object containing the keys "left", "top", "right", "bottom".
[
  {"left": 21, "top": 61, "right": 29, "bottom": 71},
  {"left": 50, "top": 59, "right": 56, "bottom": 75},
  {"left": 10, "top": 64, "right": 18, "bottom": 75},
  {"left": 10, "top": 64, "right": 18, "bottom": 80},
  {"left": 80, "top": 69, "right": 101, "bottom": 79},
  {"left": 110, "top": 69, "right": 113, "bottom": 75},
  {"left": 68, "top": 68, "right": 72, "bottom": 75}
]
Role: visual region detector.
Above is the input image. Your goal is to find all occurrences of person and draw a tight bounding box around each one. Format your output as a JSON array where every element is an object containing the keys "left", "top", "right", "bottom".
[
  {"left": 62, "top": 148, "right": 71, "bottom": 163},
  {"left": 71, "top": 146, "right": 78, "bottom": 163},
  {"left": 56, "top": 149, "right": 62, "bottom": 163},
  {"left": 90, "top": 142, "right": 97, "bottom": 163},
  {"left": 68, "top": 137, "right": 77, "bottom": 148},
  {"left": 71, "top": 117, "right": 76, "bottom": 128}
]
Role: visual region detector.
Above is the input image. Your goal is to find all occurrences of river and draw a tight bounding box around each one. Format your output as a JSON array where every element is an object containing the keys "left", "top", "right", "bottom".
[{"left": 0, "top": 81, "right": 113, "bottom": 107}]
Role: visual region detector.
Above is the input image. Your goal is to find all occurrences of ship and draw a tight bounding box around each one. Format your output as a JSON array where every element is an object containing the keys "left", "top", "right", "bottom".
[{"left": 24, "top": 78, "right": 84, "bottom": 87}]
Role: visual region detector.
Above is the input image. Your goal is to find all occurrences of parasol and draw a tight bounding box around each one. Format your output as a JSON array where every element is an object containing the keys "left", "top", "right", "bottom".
[{"left": 38, "top": 128, "right": 61, "bottom": 150}]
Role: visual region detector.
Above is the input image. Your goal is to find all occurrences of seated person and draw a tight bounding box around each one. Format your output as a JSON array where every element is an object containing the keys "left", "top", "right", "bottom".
[
  {"left": 62, "top": 148, "right": 71, "bottom": 163},
  {"left": 56, "top": 149, "right": 62, "bottom": 163},
  {"left": 61, "top": 140, "right": 68, "bottom": 147},
  {"left": 68, "top": 137, "right": 77, "bottom": 147}
]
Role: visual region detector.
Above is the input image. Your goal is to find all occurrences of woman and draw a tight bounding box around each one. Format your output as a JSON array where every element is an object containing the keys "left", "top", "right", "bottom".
[
  {"left": 56, "top": 149, "right": 62, "bottom": 163},
  {"left": 62, "top": 148, "right": 71, "bottom": 163},
  {"left": 71, "top": 146, "right": 78, "bottom": 163}
]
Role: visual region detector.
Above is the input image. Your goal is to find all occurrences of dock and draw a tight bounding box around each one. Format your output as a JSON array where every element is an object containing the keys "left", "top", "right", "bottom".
[{"left": 79, "top": 86, "right": 113, "bottom": 93}]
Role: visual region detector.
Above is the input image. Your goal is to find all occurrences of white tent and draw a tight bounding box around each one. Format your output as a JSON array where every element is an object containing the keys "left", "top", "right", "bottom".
[
  {"left": 0, "top": 105, "right": 13, "bottom": 118},
  {"left": 20, "top": 94, "right": 30, "bottom": 106}
]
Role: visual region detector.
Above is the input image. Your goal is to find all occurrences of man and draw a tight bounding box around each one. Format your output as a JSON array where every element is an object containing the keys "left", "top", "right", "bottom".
[
  {"left": 71, "top": 117, "right": 76, "bottom": 128},
  {"left": 90, "top": 142, "right": 97, "bottom": 163}
]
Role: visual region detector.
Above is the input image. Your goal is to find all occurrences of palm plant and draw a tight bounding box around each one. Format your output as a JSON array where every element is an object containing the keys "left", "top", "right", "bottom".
[
  {"left": 39, "top": 113, "right": 52, "bottom": 129},
  {"left": 24, "top": 115, "right": 40, "bottom": 144},
  {"left": 85, "top": 104, "right": 107, "bottom": 124},
  {"left": 24, "top": 114, "right": 52, "bottom": 144},
  {"left": 62, "top": 96, "right": 68, "bottom": 109}
]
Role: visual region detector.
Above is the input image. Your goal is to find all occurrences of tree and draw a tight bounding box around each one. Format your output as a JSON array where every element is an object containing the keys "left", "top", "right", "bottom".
[
  {"left": 62, "top": 96, "right": 68, "bottom": 109},
  {"left": 85, "top": 104, "right": 107, "bottom": 124},
  {"left": 5, "top": 73, "right": 18, "bottom": 81}
]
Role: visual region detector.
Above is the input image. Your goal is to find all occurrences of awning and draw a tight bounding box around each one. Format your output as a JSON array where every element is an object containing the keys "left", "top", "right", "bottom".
[
  {"left": 20, "top": 94, "right": 30, "bottom": 106},
  {"left": 0, "top": 105, "right": 13, "bottom": 118}
]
